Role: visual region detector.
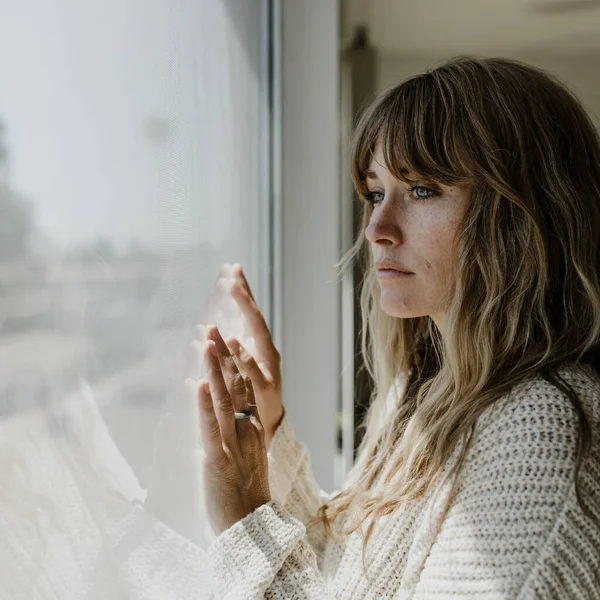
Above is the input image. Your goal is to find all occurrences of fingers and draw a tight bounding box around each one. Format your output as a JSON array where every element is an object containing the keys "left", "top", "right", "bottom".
[
  {"left": 202, "top": 262, "right": 280, "bottom": 379},
  {"left": 215, "top": 262, "right": 254, "bottom": 304},
  {"left": 230, "top": 283, "right": 267, "bottom": 337},
  {"left": 244, "top": 380, "right": 265, "bottom": 442},
  {"left": 226, "top": 337, "right": 267, "bottom": 391},
  {"left": 198, "top": 334, "right": 263, "bottom": 453},
  {"left": 195, "top": 378, "right": 225, "bottom": 462},
  {"left": 212, "top": 263, "right": 279, "bottom": 366},
  {"left": 217, "top": 262, "right": 254, "bottom": 302},
  {"left": 224, "top": 337, "right": 266, "bottom": 443},
  {"left": 230, "top": 283, "right": 280, "bottom": 366},
  {"left": 207, "top": 265, "right": 277, "bottom": 364},
  {"left": 196, "top": 324, "right": 248, "bottom": 384},
  {"left": 231, "top": 262, "right": 255, "bottom": 302},
  {"left": 197, "top": 323, "right": 242, "bottom": 366},
  {"left": 202, "top": 337, "right": 237, "bottom": 443},
  {"left": 217, "top": 262, "right": 235, "bottom": 283},
  {"left": 206, "top": 325, "right": 247, "bottom": 407}
]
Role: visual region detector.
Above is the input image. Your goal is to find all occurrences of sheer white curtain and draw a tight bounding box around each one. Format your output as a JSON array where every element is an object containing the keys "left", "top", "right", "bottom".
[{"left": 0, "top": 0, "right": 268, "bottom": 597}]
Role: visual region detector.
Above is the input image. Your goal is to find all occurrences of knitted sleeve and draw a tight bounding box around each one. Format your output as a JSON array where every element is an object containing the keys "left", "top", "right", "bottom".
[
  {"left": 222, "top": 384, "right": 406, "bottom": 597},
  {"left": 409, "top": 375, "right": 600, "bottom": 600},
  {"left": 207, "top": 498, "right": 333, "bottom": 599},
  {"left": 266, "top": 409, "right": 333, "bottom": 564},
  {"left": 205, "top": 409, "right": 339, "bottom": 599}
]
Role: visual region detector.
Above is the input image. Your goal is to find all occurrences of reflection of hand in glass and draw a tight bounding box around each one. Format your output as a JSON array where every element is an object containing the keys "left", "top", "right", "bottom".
[{"left": 196, "top": 264, "right": 284, "bottom": 452}]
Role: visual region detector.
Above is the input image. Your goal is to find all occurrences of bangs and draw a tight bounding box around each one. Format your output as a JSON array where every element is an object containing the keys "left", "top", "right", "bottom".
[{"left": 351, "top": 73, "right": 474, "bottom": 200}]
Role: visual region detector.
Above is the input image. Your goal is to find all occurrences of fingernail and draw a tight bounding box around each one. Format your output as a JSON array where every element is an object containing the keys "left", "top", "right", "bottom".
[
  {"left": 209, "top": 341, "right": 219, "bottom": 357},
  {"left": 228, "top": 338, "right": 240, "bottom": 352}
]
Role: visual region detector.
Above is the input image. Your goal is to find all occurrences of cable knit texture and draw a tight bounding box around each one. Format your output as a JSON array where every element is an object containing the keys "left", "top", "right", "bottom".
[{"left": 207, "top": 363, "right": 600, "bottom": 599}]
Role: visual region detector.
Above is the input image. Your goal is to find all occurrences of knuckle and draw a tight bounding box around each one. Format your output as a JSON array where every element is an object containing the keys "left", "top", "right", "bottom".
[
  {"left": 215, "top": 396, "right": 231, "bottom": 411},
  {"left": 219, "top": 447, "right": 235, "bottom": 468},
  {"left": 232, "top": 372, "right": 246, "bottom": 392},
  {"left": 209, "top": 421, "right": 222, "bottom": 439}
]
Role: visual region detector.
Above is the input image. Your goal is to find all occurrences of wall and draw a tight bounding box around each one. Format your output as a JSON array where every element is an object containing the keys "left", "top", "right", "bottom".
[{"left": 378, "top": 52, "right": 600, "bottom": 126}]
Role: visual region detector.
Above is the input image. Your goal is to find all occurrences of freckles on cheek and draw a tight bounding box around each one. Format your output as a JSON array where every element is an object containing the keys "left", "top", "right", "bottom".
[{"left": 421, "top": 230, "right": 453, "bottom": 272}]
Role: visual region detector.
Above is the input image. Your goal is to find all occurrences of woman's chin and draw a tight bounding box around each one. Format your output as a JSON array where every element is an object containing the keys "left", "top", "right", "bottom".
[{"left": 379, "top": 294, "right": 421, "bottom": 319}]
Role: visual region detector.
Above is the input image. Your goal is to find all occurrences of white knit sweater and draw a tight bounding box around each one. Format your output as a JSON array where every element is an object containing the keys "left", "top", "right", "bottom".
[{"left": 208, "top": 363, "right": 600, "bottom": 599}]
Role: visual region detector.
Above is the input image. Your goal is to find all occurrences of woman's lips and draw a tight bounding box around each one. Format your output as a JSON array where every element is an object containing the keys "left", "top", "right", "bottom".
[{"left": 376, "top": 269, "right": 414, "bottom": 279}]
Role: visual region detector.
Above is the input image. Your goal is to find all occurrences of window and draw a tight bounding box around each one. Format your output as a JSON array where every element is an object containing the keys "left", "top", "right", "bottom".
[{"left": 0, "top": 0, "right": 274, "bottom": 594}]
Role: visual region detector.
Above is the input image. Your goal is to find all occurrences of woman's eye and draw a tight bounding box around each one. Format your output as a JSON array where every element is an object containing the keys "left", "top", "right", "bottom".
[
  {"left": 407, "top": 185, "right": 440, "bottom": 200},
  {"left": 365, "top": 191, "right": 384, "bottom": 206},
  {"left": 365, "top": 185, "right": 440, "bottom": 206}
]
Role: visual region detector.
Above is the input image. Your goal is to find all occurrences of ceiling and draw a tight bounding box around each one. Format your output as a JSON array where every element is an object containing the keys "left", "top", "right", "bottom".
[{"left": 342, "top": 0, "right": 600, "bottom": 57}]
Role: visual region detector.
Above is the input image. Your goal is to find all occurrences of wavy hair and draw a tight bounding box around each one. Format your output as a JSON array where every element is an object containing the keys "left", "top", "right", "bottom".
[{"left": 306, "top": 56, "right": 600, "bottom": 579}]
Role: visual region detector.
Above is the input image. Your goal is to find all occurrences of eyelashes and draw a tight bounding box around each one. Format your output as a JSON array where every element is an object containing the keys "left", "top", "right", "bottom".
[
  {"left": 364, "top": 184, "right": 441, "bottom": 207},
  {"left": 364, "top": 191, "right": 384, "bottom": 206}
]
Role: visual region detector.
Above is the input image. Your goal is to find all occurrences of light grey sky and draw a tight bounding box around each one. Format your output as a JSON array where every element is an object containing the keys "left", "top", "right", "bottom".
[{"left": 0, "top": 0, "right": 260, "bottom": 253}]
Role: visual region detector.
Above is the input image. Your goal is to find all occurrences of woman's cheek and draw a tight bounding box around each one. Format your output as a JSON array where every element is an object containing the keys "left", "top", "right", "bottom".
[{"left": 415, "top": 226, "right": 457, "bottom": 281}]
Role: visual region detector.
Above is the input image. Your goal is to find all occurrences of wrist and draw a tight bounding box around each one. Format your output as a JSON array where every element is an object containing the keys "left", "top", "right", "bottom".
[{"left": 265, "top": 406, "right": 285, "bottom": 451}]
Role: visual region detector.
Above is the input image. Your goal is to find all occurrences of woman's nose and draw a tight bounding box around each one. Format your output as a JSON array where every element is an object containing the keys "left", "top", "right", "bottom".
[{"left": 365, "top": 202, "right": 403, "bottom": 246}]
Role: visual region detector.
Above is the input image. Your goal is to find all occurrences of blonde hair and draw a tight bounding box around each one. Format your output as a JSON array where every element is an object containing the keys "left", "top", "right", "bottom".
[{"left": 307, "top": 56, "right": 600, "bottom": 579}]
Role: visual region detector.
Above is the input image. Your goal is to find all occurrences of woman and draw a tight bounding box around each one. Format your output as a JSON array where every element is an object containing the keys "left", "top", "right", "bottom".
[{"left": 196, "top": 56, "right": 600, "bottom": 598}]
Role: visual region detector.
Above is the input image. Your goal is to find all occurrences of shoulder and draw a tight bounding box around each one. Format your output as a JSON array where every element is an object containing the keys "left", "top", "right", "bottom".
[
  {"left": 417, "top": 364, "right": 600, "bottom": 597},
  {"left": 449, "top": 362, "right": 600, "bottom": 504},
  {"left": 471, "top": 362, "right": 600, "bottom": 460}
]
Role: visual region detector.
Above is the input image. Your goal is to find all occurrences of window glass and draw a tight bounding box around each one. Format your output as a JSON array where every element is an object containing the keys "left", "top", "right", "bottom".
[{"left": 0, "top": 0, "right": 268, "bottom": 595}]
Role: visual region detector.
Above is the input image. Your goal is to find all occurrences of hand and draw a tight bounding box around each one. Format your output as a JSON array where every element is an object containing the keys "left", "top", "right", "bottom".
[
  {"left": 195, "top": 324, "right": 271, "bottom": 537},
  {"left": 197, "top": 263, "right": 284, "bottom": 452}
]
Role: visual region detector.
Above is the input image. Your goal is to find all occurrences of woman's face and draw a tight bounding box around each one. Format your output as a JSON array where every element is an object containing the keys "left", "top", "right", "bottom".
[{"left": 364, "top": 142, "right": 470, "bottom": 334}]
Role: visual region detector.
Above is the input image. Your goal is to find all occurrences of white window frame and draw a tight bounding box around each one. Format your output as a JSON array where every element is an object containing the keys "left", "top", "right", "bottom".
[{"left": 273, "top": 0, "right": 343, "bottom": 492}]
